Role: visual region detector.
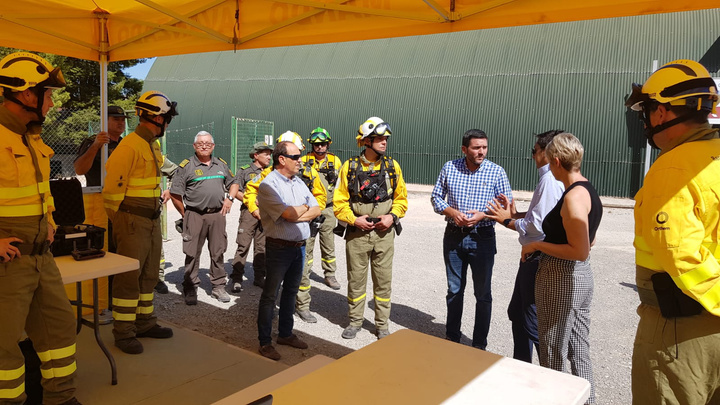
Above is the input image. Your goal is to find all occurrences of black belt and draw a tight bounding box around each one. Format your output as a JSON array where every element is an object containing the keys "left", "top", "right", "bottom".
[
  {"left": 446, "top": 223, "right": 480, "bottom": 234},
  {"left": 118, "top": 203, "right": 161, "bottom": 220},
  {"left": 266, "top": 237, "right": 305, "bottom": 247},
  {"left": 16, "top": 241, "right": 50, "bottom": 256},
  {"left": 186, "top": 206, "right": 221, "bottom": 215}
]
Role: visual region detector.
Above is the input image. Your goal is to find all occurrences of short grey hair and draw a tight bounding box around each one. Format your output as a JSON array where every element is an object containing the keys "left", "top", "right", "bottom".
[
  {"left": 194, "top": 130, "right": 214, "bottom": 144},
  {"left": 545, "top": 133, "right": 584, "bottom": 172}
]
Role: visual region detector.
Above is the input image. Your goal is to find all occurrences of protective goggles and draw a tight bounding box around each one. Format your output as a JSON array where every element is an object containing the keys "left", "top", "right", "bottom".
[
  {"left": 310, "top": 131, "right": 330, "bottom": 143},
  {"left": 372, "top": 122, "right": 391, "bottom": 136}
]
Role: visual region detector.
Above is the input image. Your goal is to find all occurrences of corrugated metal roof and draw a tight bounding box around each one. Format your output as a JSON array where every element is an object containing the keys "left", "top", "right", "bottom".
[{"left": 146, "top": 9, "right": 720, "bottom": 197}]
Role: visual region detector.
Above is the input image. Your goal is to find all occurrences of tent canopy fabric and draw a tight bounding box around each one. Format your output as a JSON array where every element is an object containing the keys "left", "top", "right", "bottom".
[{"left": 1, "top": 0, "right": 717, "bottom": 62}]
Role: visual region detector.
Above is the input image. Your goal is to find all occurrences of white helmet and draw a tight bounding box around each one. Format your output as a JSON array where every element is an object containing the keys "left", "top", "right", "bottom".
[{"left": 276, "top": 131, "right": 305, "bottom": 151}]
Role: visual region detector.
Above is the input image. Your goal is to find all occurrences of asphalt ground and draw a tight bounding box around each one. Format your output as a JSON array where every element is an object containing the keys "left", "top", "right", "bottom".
[{"left": 155, "top": 184, "right": 637, "bottom": 404}]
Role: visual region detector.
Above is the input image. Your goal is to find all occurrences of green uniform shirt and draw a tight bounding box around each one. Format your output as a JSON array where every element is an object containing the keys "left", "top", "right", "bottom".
[{"left": 170, "top": 155, "right": 237, "bottom": 211}]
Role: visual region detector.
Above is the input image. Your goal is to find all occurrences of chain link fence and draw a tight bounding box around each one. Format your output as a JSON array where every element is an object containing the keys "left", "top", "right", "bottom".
[
  {"left": 231, "top": 117, "right": 274, "bottom": 173},
  {"left": 163, "top": 122, "right": 216, "bottom": 166}
]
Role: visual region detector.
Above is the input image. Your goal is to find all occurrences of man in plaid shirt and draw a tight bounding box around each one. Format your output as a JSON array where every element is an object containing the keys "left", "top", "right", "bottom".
[{"left": 431, "top": 129, "right": 512, "bottom": 350}]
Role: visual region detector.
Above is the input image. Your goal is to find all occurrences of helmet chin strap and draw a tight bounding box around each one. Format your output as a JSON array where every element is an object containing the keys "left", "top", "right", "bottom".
[
  {"left": 643, "top": 113, "right": 694, "bottom": 149},
  {"left": 5, "top": 87, "right": 47, "bottom": 126}
]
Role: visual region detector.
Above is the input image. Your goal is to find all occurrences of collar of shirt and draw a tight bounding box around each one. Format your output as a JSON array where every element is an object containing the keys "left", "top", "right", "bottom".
[
  {"left": 0, "top": 105, "right": 30, "bottom": 135},
  {"left": 191, "top": 153, "right": 217, "bottom": 168},
  {"left": 135, "top": 124, "right": 157, "bottom": 143},
  {"left": 537, "top": 163, "right": 551, "bottom": 178}
]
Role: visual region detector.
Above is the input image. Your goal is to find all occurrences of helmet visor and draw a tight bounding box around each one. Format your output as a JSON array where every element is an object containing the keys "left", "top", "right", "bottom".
[
  {"left": 44, "top": 67, "right": 66, "bottom": 89},
  {"left": 625, "top": 83, "right": 648, "bottom": 111}
]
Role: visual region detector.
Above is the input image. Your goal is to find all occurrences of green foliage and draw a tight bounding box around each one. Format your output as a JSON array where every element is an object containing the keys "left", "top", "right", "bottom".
[{"left": 0, "top": 47, "right": 145, "bottom": 146}]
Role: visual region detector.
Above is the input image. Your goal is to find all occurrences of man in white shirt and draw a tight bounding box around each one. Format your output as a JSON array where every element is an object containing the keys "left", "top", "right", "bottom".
[{"left": 486, "top": 129, "right": 565, "bottom": 362}]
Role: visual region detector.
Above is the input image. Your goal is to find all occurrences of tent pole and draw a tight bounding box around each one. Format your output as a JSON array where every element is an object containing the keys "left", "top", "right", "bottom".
[{"left": 99, "top": 15, "right": 109, "bottom": 189}]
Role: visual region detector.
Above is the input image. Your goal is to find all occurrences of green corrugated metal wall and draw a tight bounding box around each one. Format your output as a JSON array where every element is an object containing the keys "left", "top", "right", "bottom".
[{"left": 145, "top": 9, "right": 720, "bottom": 197}]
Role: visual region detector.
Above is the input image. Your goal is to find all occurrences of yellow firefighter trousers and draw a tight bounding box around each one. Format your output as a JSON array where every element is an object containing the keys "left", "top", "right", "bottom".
[
  {"left": 345, "top": 227, "right": 394, "bottom": 330},
  {"left": 111, "top": 210, "right": 162, "bottom": 341}
]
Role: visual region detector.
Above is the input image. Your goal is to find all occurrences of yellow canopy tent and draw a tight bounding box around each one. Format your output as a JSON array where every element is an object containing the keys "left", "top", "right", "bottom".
[
  {"left": 1, "top": 0, "right": 717, "bottom": 62},
  {"left": 1, "top": 0, "right": 717, "bottom": 314}
]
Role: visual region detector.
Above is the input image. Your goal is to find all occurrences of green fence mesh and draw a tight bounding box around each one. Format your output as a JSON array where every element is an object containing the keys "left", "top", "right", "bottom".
[{"left": 231, "top": 117, "right": 274, "bottom": 173}]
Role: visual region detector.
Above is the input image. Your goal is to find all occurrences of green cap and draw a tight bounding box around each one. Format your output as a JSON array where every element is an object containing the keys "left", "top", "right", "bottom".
[{"left": 249, "top": 141, "right": 272, "bottom": 158}]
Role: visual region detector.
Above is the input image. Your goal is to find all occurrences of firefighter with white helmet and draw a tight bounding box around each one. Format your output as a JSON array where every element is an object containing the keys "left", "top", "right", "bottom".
[
  {"left": 627, "top": 60, "right": 720, "bottom": 403},
  {"left": 334, "top": 116, "right": 408, "bottom": 340},
  {"left": 102, "top": 90, "right": 178, "bottom": 354},
  {"left": 241, "top": 131, "right": 326, "bottom": 223},
  {"left": 0, "top": 51, "right": 82, "bottom": 404}
]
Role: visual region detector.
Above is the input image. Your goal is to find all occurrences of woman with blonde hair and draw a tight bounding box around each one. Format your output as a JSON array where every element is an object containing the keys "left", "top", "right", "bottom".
[{"left": 521, "top": 133, "right": 602, "bottom": 404}]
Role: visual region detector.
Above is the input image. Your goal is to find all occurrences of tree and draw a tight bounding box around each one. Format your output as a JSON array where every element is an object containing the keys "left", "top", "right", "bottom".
[{"left": 0, "top": 47, "right": 145, "bottom": 110}]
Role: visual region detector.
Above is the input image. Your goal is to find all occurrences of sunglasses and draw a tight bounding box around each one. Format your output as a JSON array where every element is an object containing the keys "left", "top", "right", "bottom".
[
  {"left": 313, "top": 142, "right": 329, "bottom": 147},
  {"left": 281, "top": 153, "right": 302, "bottom": 161}
]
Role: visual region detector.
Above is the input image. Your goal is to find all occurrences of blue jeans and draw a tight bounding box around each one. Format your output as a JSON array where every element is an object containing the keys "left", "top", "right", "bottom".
[
  {"left": 443, "top": 225, "right": 496, "bottom": 349},
  {"left": 257, "top": 241, "right": 305, "bottom": 346},
  {"left": 508, "top": 256, "right": 540, "bottom": 362}
]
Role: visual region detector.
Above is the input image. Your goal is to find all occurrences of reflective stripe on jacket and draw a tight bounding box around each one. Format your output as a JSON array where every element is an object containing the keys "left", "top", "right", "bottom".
[
  {"left": 103, "top": 127, "right": 162, "bottom": 218},
  {"left": 0, "top": 116, "right": 56, "bottom": 227}
]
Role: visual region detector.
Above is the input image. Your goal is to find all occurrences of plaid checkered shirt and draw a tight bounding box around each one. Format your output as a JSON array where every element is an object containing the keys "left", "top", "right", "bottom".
[{"left": 431, "top": 157, "right": 512, "bottom": 227}]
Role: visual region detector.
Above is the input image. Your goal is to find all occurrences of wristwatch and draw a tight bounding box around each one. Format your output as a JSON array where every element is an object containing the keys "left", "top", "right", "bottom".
[
  {"left": 227, "top": 195, "right": 235, "bottom": 202},
  {"left": 503, "top": 218, "right": 512, "bottom": 227}
]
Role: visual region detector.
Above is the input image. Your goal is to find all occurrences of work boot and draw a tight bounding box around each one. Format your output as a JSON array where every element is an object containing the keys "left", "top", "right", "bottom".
[
  {"left": 115, "top": 338, "right": 143, "bottom": 354},
  {"left": 376, "top": 329, "right": 390, "bottom": 340},
  {"left": 59, "top": 397, "right": 83, "bottom": 405},
  {"left": 137, "top": 324, "right": 173, "bottom": 339},
  {"left": 277, "top": 334, "right": 308, "bottom": 349},
  {"left": 212, "top": 288, "right": 231, "bottom": 303},
  {"left": 184, "top": 287, "right": 197, "bottom": 305},
  {"left": 324, "top": 276, "right": 341, "bottom": 290},
  {"left": 230, "top": 281, "right": 243, "bottom": 293},
  {"left": 259, "top": 345, "right": 281, "bottom": 361},
  {"left": 341, "top": 325, "right": 361, "bottom": 340},
  {"left": 253, "top": 277, "right": 265, "bottom": 288},
  {"left": 295, "top": 309, "right": 317, "bottom": 323},
  {"left": 154, "top": 280, "right": 169, "bottom": 294}
]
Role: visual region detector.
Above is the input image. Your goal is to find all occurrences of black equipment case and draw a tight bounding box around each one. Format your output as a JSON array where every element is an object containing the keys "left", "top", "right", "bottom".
[{"left": 49, "top": 178, "right": 105, "bottom": 257}]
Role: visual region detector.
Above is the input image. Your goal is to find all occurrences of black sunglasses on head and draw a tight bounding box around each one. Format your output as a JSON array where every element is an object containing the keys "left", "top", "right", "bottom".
[{"left": 281, "top": 153, "right": 302, "bottom": 161}]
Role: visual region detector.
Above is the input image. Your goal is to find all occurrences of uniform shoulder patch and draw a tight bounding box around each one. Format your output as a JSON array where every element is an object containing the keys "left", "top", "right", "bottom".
[
  {"left": 178, "top": 159, "right": 190, "bottom": 168},
  {"left": 240, "top": 164, "right": 250, "bottom": 170},
  {"left": 217, "top": 157, "right": 228, "bottom": 165}
]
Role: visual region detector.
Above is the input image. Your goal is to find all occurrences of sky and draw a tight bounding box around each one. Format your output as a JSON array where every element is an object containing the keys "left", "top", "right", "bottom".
[{"left": 124, "top": 58, "right": 156, "bottom": 80}]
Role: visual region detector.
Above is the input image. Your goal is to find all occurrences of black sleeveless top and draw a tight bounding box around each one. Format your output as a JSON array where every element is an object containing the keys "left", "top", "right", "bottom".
[{"left": 542, "top": 181, "right": 603, "bottom": 245}]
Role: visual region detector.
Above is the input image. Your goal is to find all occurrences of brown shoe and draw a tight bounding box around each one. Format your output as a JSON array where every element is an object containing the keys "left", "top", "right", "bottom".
[
  {"left": 259, "top": 344, "right": 281, "bottom": 360},
  {"left": 277, "top": 334, "right": 308, "bottom": 350},
  {"left": 295, "top": 309, "right": 317, "bottom": 323},
  {"left": 324, "top": 276, "right": 341, "bottom": 290},
  {"left": 115, "top": 337, "right": 143, "bottom": 354}
]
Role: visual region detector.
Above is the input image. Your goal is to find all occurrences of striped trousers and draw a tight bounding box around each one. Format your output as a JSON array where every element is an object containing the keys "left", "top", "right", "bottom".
[{"left": 536, "top": 254, "right": 595, "bottom": 404}]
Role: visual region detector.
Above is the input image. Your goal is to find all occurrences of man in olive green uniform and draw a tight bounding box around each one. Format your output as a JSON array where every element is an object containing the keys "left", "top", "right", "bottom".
[
  {"left": 103, "top": 91, "right": 177, "bottom": 355},
  {"left": 0, "top": 51, "right": 82, "bottom": 405},
  {"left": 229, "top": 142, "right": 272, "bottom": 292},
  {"left": 170, "top": 131, "right": 239, "bottom": 305},
  {"left": 334, "top": 117, "right": 408, "bottom": 340}
]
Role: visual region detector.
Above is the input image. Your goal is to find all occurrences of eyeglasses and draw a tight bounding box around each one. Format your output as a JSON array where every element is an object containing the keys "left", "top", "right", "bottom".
[
  {"left": 195, "top": 142, "right": 214, "bottom": 148},
  {"left": 281, "top": 153, "right": 302, "bottom": 161}
]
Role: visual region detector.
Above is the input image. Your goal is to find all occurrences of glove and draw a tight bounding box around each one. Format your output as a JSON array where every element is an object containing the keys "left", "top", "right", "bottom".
[{"left": 175, "top": 219, "right": 184, "bottom": 234}]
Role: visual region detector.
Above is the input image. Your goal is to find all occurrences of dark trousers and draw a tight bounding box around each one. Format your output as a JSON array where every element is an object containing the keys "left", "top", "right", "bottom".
[
  {"left": 257, "top": 241, "right": 305, "bottom": 346},
  {"left": 443, "top": 225, "right": 496, "bottom": 349},
  {"left": 508, "top": 256, "right": 540, "bottom": 362}
]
